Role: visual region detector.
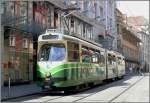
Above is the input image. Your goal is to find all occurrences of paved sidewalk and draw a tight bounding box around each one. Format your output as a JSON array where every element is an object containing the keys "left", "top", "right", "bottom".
[
  {"left": 112, "top": 75, "right": 149, "bottom": 102},
  {"left": 1, "top": 83, "right": 42, "bottom": 101},
  {"left": 126, "top": 72, "right": 149, "bottom": 76},
  {"left": 1, "top": 73, "right": 149, "bottom": 101}
]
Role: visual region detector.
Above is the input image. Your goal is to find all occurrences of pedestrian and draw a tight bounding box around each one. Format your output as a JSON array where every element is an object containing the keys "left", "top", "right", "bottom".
[
  {"left": 133, "top": 66, "right": 136, "bottom": 74},
  {"left": 139, "top": 66, "right": 144, "bottom": 76},
  {"left": 129, "top": 66, "right": 132, "bottom": 74},
  {"left": 8, "top": 57, "right": 14, "bottom": 81},
  {"left": 15, "top": 57, "right": 21, "bottom": 80},
  {"left": 136, "top": 66, "right": 140, "bottom": 74}
]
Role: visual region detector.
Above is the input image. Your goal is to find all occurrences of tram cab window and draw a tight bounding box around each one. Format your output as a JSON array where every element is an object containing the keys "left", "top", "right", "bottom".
[
  {"left": 38, "top": 44, "right": 66, "bottom": 61},
  {"left": 81, "top": 48, "right": 91, "bottom": 63},
  {"left": 68, "top": 42, "right": 79, "bottom": 62}
]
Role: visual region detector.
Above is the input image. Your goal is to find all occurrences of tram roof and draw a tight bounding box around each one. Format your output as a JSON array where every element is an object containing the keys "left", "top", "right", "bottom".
[
  {"left": 39, "top": 31, "right": 105, "bottom": 51},
  {"left": 63, "top": 35, "right": 104, "bottom": 50},
  {"left": 113, "top": 51, "right": 124, "bottom": 58},
  {"left": 107, "top": 50, "right": 124, "bottom": 58}
]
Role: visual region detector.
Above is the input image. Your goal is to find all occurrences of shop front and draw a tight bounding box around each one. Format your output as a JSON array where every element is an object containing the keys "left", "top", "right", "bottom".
[{"left": 125, "top": 59, "right": 140, "bottom": 73}]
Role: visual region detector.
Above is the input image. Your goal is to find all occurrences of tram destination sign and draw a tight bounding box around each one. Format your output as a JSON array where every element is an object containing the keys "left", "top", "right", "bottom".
[{"left": 42, "top": 35, "right": 58, "bottom": 40}]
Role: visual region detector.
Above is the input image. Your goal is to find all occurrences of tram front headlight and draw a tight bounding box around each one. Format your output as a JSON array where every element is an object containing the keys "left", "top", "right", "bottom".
[{"left": 45, "top": 72, "right": 51, "bottom": 79}]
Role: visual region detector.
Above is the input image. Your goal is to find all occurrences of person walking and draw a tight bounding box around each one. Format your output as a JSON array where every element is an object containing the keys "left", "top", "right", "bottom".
[
  {"left": 139, "top": 65, "right": 144, "bottom": 76},
  {"left": 129, "top": 66, "right": 132, "bottom": 74},
  {"left": 136, "top": 65, "right": 140, "bottom": 74}
]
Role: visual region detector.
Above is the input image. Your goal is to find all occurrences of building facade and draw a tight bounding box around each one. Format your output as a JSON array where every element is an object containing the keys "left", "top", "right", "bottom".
[
  {"left": 148, "top": 35, "right": 150, "bottom": 71},
  {"left": 66, "top": 0, "right": 117, "bottom": 50},
  {"left": 2, "top": 1, "right": 34, "bottom": 86},
  {"left": 116, "top": 9, "right": 141, "bottom": 72},
  {"left": 137, "top": 31, "right": 149, "bottom": 72},
  {"left": 122, "top": 27, "right": 141, "bottom": 72},
  {"left": 127, "top": 16, "right": 149, "bottom": 72},
  {"left": 116, "top": 8, "right": 125, "bottom": 54}
]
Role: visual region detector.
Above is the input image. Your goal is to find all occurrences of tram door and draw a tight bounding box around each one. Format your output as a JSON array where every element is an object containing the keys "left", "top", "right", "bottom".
[
  {"left": 99, "top": 51, "right": 106, "bottom": 80},
  {"left": 107, "top": 54, "right": 117, "bottom": 79},
  {"left": 81, "top": 46, "right": 92, "bottom": 79},
  {"left": 67, "top": 42, "right": 80, "bottom": 80}
]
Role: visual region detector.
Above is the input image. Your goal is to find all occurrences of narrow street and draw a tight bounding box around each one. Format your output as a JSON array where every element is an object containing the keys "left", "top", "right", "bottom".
[
  {"left": 1, "top": 1, "right": 149, "bottom": 102},
  {"left": 5, "top": 75, "right": 149, "bottom": 102}
]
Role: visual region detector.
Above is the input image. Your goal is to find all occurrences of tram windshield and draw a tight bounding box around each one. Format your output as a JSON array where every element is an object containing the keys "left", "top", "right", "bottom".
[{"left": 38, "top": 44, "right": 66, "bottom": 61}]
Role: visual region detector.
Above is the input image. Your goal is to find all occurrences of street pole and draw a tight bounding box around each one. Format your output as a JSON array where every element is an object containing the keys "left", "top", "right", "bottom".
[
  {"left": 0, "top": 0, "right": 1, "bottom": 78},
  {"left": 0, "top": 1, "right": 4, "bottom": 102},
  {"left": 105, "top": 0, "right": 108, "bottom": 32},
  {"left": 112, "top": 0, "right": 117, "bottom": 51},
  {"left": 0, "top": 0, "right": 4, "bottom": 88}
]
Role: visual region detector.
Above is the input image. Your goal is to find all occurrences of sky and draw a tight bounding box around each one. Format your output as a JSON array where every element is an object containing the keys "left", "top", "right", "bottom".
[{"left": 117, "top": 1, "right": 149, "bottom": 21}]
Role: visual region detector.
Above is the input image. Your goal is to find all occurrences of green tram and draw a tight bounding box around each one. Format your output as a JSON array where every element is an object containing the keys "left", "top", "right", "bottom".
[{"left": 37, "top": 30, "right": 125, "bottom": 90}]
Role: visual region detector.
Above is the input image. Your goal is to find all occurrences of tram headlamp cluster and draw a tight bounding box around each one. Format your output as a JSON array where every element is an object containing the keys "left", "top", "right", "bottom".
[{"left": 45, "top": 72, "right": 51, "bottom": 78}]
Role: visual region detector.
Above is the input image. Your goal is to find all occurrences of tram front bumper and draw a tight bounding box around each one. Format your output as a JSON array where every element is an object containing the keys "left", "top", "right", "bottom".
[
  {"left": 43, "top": 78, "right": 53, "bottom": 89},
  {"left": 43, "top": 77, "right": 66, "bottom": 89}
]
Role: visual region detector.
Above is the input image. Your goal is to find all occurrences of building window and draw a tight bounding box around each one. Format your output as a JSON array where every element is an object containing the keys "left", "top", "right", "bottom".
[
  {"left": 9, "top": 36, "right": 15, "bottom": 46},
  {"left": 90, "top": 28, "right": 93, "bottom": 40},
  {"left": 20, "top": 2, "right": 27, "bottom": 24},
  {"left": 70, "top": 17, "right": 74, "bottom": 33},
  {"left": 23, "top": 38, "right": 28, "bottom": 48},
  {"left": 54, "top": 12, "right": 58, "bottom": 28},
  {"left": 100, "top": 7, "right": 103, "bottom": 18},
  {"left": 78, "top": 21, "right": 82, "bottom": 35},
  {"left": 74, "top": 19, "right": 77, "bottom": 34},
  {"left": 83, "top": 24, "right": 86, "bottom": 37},
  {"left": 87, "top": 27, "right": 90, "bottom": 39}
]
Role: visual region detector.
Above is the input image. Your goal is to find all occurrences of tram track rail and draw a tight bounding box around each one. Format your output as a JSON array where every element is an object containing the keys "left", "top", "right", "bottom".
[
  {"left": 72, "top": 76, "right": 144, "bottom": 102},
  {"left": 108, "top": 76, "right": 144, "bottom": 102},
  {"left": 43, "top": 76, "right": 144, "bottom": 102}
]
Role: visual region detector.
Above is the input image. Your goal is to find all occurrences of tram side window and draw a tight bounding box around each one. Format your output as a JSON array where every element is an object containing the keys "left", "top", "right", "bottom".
[
  {"left": 119, "top": 58, "right": 125, "bottom": 65},
  {"left": 122, "top": 59, "right": 125, "bottom": 64},
  {"left": 68, "top": 42, "right": 79, "bottom": 62},
  {"left": 99, "top": 53, "right": 105, "bottom": 64},
  {"left": 81, "top": 47, "right": 91, "bottom": 63},
  {"left": 117, "top": 57, "right": 121, "bottom": 64},
  {"left": 108, "top": 54, "right": 116, "bottom": 65},
  {"left": 112, "top": 56, "right": 116, "bottom": 65},
  {"left": 108, "top": 55, "right": 113, "bottom": 65},
  {"left": 92, "top": 52, "right": 99, "bottom": 63}
]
